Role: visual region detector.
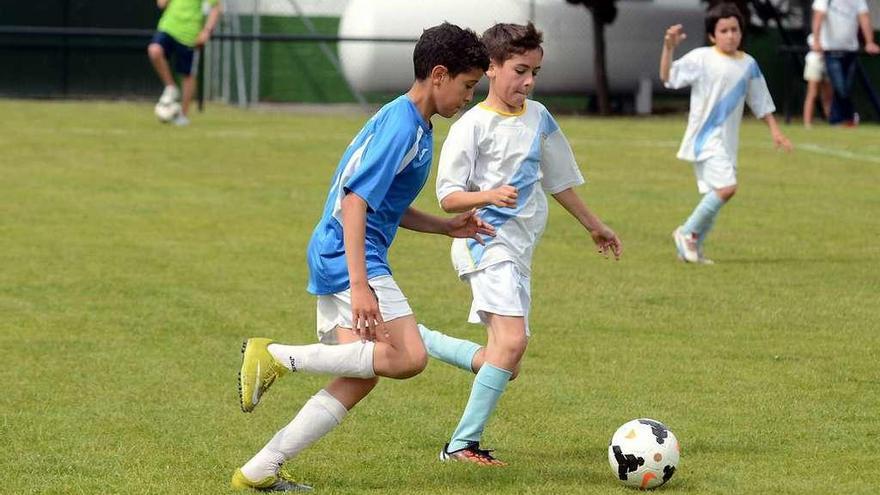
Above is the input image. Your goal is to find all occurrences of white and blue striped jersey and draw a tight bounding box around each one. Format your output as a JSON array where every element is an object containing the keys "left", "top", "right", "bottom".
[
  {"left": 307, "top": 95, "right": 433, "bottom": 295},
  {"left": 437, "top": 100, "right": 584, "bottom": 278},
  {"left": 665, "top": 47, "right": 775, "bottom": 164}
]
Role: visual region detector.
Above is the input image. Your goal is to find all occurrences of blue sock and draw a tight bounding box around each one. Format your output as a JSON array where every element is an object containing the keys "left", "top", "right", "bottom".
[
  {"left": 683, "top": 191, "right": 724, "bottom": 238},
  {"left": 698, "top": 211, "right": 718, "bottom": 249},
  {"left": 418, "top": 324, "right": 481, "bottom": 372},
  {"left": 448, "top": 363, "right": 512, "bottom": 452}
]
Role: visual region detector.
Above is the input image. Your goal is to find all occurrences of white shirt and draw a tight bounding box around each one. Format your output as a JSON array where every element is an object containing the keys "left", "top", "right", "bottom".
[
  {"left": 813, "top": 0, "right": 869, "bottom": 51},
  {"left": 665, "top": 47, "right": 776, "bottom": 164},
  {"left": 437, "top": 100, "right": 585, "bottom": 277}
]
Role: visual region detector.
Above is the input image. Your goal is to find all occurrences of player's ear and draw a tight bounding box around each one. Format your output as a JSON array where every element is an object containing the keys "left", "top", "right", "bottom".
[
  {"left": 486, "top": 60, "right": 498, "bottom": 79},
  {"left": 430, "top": 65, "right": 449, "bottom": 86}
]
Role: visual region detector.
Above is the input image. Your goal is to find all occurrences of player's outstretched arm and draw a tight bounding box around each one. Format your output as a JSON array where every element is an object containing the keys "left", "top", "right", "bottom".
[
  {"left": 439, "top": 186, "right": 518, "bottom": 213},
  {"left": 660, "top": 24, "right": 686, "bottom": 82},
  {"left": 762, "top": 114, "right": 793, "bottom": 152},
  {"left": 400, "top": 208, "right": 495, "bottom": 244},
  {"left": 552, "top": 188, "right": 622, "bottom": 260}
]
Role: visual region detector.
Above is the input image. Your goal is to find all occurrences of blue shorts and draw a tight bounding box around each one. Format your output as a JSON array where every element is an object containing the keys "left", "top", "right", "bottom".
[{"left": 150, "top": 31, "right": 196, "bottom": 76}]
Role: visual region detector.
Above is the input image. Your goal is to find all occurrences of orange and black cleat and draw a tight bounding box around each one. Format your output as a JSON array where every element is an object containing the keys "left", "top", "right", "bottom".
[{"left": 439, "top": 442, "right": 507, "bottom": 466}]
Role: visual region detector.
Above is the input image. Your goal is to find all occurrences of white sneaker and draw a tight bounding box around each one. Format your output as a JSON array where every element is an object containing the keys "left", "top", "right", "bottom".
[
  {"left": 172, "top": 114, "right": 190, "bottom": 126},
  {"left": 673, "top": 227, "right": 700, "bottom": 263},
  {"left": 696, "top": 238, "right": 714, "bottom": 265},
  {"left": 159, "top": 85, "right": 179, "bottom": 105}
]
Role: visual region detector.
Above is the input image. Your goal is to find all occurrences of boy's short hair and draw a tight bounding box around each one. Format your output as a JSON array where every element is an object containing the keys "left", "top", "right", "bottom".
[
  {"left": 413, "top": 22, "right": 489, "bottom": 80},
  {"left": 705, "top": 3, "right": 745, "bottom": 37},
  {"left": 481, "top": 22, "right": 544, "bottom": 63}
]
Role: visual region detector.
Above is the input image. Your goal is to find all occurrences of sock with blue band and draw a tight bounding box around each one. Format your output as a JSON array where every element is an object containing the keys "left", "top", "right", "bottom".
[
  {"left": 683, "top": 190, "right": 725, "bottom": 238},
  {"left": 448, "top": 363, "right": 512, "bottom": 452}
]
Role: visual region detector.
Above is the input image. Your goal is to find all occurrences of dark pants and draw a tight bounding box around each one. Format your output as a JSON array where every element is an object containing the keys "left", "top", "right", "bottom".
[
  {"left": 824, "top": 51, "right": 858, "bottom": 124},
  {"left": 150, "top": 31, "right": 195, "bottom": 76}
]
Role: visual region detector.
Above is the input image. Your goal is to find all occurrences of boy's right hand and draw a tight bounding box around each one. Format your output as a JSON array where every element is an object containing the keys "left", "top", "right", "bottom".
[
  {"left": 351, "top": 282, "right": 385, "bottom": 342},
  {"left": 486, "top": 185, "right": 518, "bottom": 208},
  {"left": 664, "top": 24, "right": 687, "bottom": 49}
]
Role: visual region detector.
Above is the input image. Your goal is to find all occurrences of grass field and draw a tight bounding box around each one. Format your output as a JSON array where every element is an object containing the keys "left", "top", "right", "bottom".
[{"left": 1, "top": 100, "right": 878, "bottom": 494}]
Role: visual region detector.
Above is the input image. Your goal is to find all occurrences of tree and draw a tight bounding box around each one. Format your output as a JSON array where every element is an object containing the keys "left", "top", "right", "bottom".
[{"left": 565, "top": 0, "right": 618, "bottom": 115}]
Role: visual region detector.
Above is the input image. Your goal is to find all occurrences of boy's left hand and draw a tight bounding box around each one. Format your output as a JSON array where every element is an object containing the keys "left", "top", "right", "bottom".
[
  {"left": 590, "top": 225, "right": 622, "bottom": 260},
  {"left": 195, "top": 29, "right": 211, "bottom": 48},
  {"left": 773, "top": 132, "right": 793, "bottom": 152},
  {"left": 446, "top": 210, "right": 496, "bottom": 245}
]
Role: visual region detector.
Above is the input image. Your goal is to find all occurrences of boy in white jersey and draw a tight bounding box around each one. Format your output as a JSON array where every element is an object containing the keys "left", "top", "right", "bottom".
[
  {"left": 230, "top": 23, "right": 493, "bottom": 492},
  {"left": 661, "top": 4, "right": 792, "bottom": 264},
  {"left": 418, "top": 22, "right": 622, "bottom": 466}
]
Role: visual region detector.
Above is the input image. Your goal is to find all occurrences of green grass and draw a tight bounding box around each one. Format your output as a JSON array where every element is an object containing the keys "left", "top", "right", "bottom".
[{"left": 1, "top": 100, "right": 878, "bottom": 494}]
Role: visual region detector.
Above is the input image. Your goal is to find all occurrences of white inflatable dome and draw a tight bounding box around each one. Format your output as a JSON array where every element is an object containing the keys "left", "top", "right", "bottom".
[{"left": 338, "top": 0, "right": 704, "bottom": 97}]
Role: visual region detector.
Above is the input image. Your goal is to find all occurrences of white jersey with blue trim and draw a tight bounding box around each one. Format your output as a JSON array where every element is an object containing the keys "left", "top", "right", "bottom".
[
  {"left": 307, "top": 95, "right": 433, "bottom": 295},
  {"left": 666, "top": 47, "right": 775, "bottom": 164},
  {"left": 437, "top": 100, "right": 585, "bottom": 278}
]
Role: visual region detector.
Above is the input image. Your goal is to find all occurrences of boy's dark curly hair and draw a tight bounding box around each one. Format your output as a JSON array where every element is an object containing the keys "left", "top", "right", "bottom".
[{"left": 413, "top": 22, "right": 489, "bottom": 80}]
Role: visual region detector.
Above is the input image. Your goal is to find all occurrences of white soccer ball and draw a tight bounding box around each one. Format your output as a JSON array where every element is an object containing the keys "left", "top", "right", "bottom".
[
  {"left": 154, "top": 101, "right": 181, "bottom": 123},
  {"left": 608, "top": 418, "right": 680, "bottom": 490}
]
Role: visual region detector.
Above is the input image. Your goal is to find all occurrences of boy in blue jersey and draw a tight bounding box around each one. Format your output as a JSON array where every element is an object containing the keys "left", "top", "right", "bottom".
[
  {"left": 419, "top": 22, "right": 622, "bottom": 466},
  {"left": 230, "top": 23, "right": 491, "bottom": 492},
  {"left": 661, "top": 4, "right": 792, "bottom": 264}
]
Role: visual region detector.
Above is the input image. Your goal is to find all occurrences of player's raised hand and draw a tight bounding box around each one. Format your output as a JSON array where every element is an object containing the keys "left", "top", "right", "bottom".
[
  {"left": 664, "top": 24, "right": 687, "bottom": 49},
  {"left": 590, "top": 224, "right": 622, "bottom": 260},
  {"left": 350, "top": 283, "right": 384, "bottom": 342},
  {"left": 486, "top": 185, "right": 518, "bottom": 208},
  {"left": 446, "top": 209, "right": 496, "bottom": 245}
]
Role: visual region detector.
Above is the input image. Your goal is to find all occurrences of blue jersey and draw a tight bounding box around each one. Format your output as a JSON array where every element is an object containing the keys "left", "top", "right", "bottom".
[{"left": 307, "top": 95, "right": 434, "bottom": 295}]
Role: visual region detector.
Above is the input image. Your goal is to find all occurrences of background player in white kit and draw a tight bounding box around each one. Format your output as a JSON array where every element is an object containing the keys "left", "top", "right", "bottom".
[
  {"left": 418, "top": 22, "right": 622, "bottom": 466},
  {"left": 660, "top": 4, "right": 792, "bottom": 264}
]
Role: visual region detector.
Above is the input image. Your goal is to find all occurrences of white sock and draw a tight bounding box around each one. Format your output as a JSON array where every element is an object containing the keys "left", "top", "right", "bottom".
[
  {"left": 268, "top": 341, "right": 375, "bottom": 378},
  {"left": 240, "top": 389, "right": 348, "bottom": 481}
]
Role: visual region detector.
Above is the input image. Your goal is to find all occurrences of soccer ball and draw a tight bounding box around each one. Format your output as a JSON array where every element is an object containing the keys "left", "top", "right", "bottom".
[
  {"left": 154, "top": 101, "right": 181, "bottom": 123},
  {"left": 608, "top": 418, "right": 680, "bottom": 490}
]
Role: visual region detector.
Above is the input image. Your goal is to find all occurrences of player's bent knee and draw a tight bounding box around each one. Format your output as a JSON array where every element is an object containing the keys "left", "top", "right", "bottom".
[
  {"left": 400, "top": 349, "right": 428, "bottom": 378},
  {"left": 498, "top": 333, "right": 528, "bottom": 357},
  {"left": 716, "top": 185, "right": 737, "bottom": 201},
  {"left": 402, "top": 353, "right": 429, "bottom": 379},
  {"left": 147, "top": 43, "right": 164, "bottom": 59}
]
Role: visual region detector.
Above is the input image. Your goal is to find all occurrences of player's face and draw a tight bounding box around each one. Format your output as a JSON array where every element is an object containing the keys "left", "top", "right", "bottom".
[
  {"left": 488, "top": 48, "right": 543, "bottom": 112},
  {"left": 435, "top": 67, "right": 484, "bottom": 118},
  {"left": 710, "top": 17, "right": 742, "bottom": 55}
]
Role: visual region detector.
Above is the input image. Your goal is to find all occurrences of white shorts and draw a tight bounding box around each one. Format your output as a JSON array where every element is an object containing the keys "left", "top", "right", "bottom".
[
  {"left": 465, "top": 261, "right": 531, "bottom": 336},
  {"left": 803, "top": 51, "right": 825, "bottom": 82},
  {"left": 315, "top": 275, "right": 413, "bottom": 344},
  {"left": 693, "top": 156, "right": 736, "bottom": 194}
]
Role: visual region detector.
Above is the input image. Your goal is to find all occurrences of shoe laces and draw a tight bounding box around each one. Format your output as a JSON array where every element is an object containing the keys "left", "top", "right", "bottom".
[{"left": 460, "top": 442, "right": 499, "bottom": 461}]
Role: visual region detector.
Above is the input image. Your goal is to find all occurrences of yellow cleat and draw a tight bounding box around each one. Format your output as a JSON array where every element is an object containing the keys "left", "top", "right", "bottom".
[
  {"left": 238, "top": 338, "right": 287, "bottom": 413},
  {"left": 231, "top": 469, "right": 312, "bottom": 492}
]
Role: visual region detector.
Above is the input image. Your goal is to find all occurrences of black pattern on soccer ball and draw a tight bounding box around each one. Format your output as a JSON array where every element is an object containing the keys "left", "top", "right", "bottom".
[
  {"left": 638, "top": 419, "right": 669, "bottom": 445},
  {"left": 611, "top": 445, "right": 644, "bottom": 481}
]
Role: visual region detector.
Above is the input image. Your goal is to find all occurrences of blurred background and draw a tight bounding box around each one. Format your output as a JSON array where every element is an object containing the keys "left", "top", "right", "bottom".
[{"left": 2, "top": 0, "right": 878, "bottom": 119}]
